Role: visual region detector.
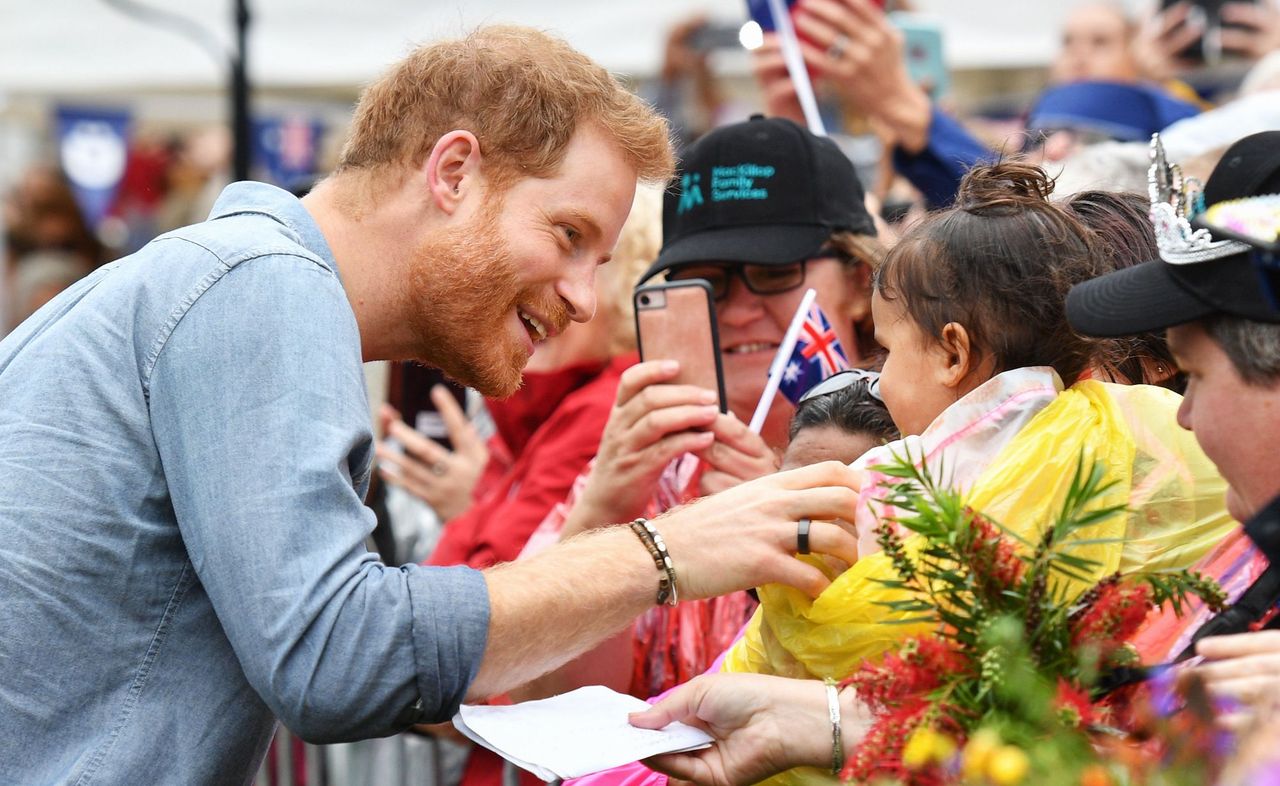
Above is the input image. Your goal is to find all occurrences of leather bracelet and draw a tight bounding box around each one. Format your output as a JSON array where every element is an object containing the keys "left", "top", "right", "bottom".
[
  {"left": 629, "top": 518, "right": 679, "bottom": 607},
  {"left": 824, "top": 677, "right": 844, "bottom": 775}
]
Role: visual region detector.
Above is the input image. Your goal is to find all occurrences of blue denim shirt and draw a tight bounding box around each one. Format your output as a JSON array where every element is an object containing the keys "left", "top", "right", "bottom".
[{"left": 0, "top": 183, "right": 490, "bottom": 784}]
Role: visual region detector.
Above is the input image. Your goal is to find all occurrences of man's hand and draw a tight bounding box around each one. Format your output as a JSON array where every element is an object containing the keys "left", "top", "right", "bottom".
[
  {"left": 657, "top": 461, "right": 861, "bottom": 601},
  {"left": 565, "top": 361, "right": 718, "bottom": 536},
  {"left": 1195, "top": 630, "right": 1280, "bottom": 731},
  {"left": 376, "top": 386, "right": 488, "bottom": 521},
  {"left": 696, "top": 412, "right": 780, "bottom": 497},
  {"left": 470, "top": 462, "right": 862, "bottom": 699},
  {"left": 630, "top": 673, "right": 870, "bottom": 786}
]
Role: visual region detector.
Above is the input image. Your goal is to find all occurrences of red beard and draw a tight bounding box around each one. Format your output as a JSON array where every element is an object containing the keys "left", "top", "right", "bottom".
[{"left": 405, "top": 196, "right": 568, "bottom": 398}]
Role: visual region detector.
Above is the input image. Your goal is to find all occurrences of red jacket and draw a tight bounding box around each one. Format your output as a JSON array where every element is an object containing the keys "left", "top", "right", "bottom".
[{"left": 427, "top": 353, "right": 633, "bottom": 570}]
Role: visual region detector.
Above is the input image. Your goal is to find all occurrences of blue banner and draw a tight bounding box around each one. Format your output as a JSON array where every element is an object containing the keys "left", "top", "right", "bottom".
[
  {"left": 252, "top": 116, "right": 324, "bottom": 191},
  {"left": 55, "top": 106, "right": 131, "bottom": 228}
]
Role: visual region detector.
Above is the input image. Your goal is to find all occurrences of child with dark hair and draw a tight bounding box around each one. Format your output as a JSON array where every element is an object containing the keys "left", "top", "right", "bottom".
[
  {"left": 1060, "top": 189, "right": 1184, "bottom": 391},
  {"left": 713, "top": 164, "right": 1234, "bottom": 780}
]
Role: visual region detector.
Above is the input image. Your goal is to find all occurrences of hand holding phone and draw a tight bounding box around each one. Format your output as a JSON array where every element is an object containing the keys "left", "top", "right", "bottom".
[
  {"left": 387, "top": 363, "right": 469, "bottom": 451},
  {"left": 634, "top": 280, "right": 727, "bottom": 412},
  {"left": 889, "top": 13, "right": 948, "bottom": 101},
  {"left": 378, "top": 364, "right": 488, "bottom": 520},
  {"left": 1153, "top": 0, "right": 1263, "bottom": 66}
]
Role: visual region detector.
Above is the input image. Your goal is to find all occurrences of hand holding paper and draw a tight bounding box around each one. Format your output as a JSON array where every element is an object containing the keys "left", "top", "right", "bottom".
[{"left": 454, "top": 686, "right": 713, "bottom": 781}]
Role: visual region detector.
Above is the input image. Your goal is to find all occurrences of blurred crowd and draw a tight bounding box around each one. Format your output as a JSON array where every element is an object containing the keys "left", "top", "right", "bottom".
[{"left": 1, "top": 126, "right": 232, "bottom": 332}]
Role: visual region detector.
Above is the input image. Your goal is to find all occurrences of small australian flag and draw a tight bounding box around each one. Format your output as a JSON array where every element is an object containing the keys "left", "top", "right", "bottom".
[{"left": 777, "top": 301, "right": 849, "bottom": 405}]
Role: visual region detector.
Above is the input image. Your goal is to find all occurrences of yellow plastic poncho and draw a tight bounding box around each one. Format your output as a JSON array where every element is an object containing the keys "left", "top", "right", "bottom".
[{"left": 722, "top": 373, "right": 1234, "bottom": 786}]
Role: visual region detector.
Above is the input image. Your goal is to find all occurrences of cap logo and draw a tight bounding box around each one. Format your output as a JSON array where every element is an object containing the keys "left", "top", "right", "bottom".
[
  {"left": 1148, "top": 133, "right": 1251, "bottom": 266},
  {"left": 676, "top": 173, "right": 705, "bottom": 215}
]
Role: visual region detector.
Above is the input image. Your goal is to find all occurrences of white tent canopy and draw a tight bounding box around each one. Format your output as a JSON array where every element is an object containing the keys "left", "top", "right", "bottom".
[{"left": 0, "top": 0, "right": 1113, "bottom": 97}]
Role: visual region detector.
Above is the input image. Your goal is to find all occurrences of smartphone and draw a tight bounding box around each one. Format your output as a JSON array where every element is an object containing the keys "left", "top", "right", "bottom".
[
  {"left": 689, "top": 22, "right": 744, "bottom": 52},
  {"left": 890, "top": 13, "right": 948, "bottom": 101},
  {"left": 1160, "top": 0, "right": 1259, "bottom": 64},
  {"left": 386, "top": 362, "right": 469, "bottom": 451},
  {"left": 633, "top": 280, "right": 728, "bottom": 414}
]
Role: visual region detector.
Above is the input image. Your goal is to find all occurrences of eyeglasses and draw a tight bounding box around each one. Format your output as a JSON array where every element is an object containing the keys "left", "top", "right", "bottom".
[
  {"left": 797, "top": 368, "right": 883, "bottom": 405},
  {"left": 668, "top": 261, "right": 808, "bottom": 301}
]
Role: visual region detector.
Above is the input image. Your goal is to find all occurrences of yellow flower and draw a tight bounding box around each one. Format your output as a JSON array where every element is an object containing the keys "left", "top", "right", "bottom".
[
  {"left": 986, "top": 745, "right": 1030, "bottom": 786},
  {"left": 961, "top": 728, "right": 1001, "bottom": 781},
  {"left": 902, "top": 726, "right": 957, "bottom": 770}
]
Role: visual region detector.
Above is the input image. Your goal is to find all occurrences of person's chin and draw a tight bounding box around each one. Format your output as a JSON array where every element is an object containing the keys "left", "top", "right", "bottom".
[
  {"left": 440, "top": 339, "right": 526, "bottom": 399},
  {"left": 1225, "top": 486, "right": 1260, "bottom": 524}
]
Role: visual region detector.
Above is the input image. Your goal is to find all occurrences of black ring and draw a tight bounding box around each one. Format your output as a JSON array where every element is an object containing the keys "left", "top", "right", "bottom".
[{"left": 797, "top": 517, "right": 811, "bottom": 555}]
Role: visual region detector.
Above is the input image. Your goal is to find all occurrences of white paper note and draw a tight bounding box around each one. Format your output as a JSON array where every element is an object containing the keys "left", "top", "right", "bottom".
[{"left": 453, "top": 685, "right": 713, "bottom": 781}]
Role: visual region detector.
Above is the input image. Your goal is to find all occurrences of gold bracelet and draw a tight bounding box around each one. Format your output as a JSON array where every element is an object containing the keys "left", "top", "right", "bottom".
[
  {"left": 824, "top": 677, "right": 844, "bottom": 776},
  {"left": 629, "top": 518, "right": 678, "bottom": 606}
]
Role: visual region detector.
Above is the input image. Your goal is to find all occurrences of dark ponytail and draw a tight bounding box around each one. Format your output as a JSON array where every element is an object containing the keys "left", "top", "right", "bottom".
[{"left": 874, "top": 162, "right": 1101, "bottom": 384}]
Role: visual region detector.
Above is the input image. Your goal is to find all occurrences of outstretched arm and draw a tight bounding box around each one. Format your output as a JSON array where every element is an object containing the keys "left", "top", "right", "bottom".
[{"left": 469, "top": 461, "right": 863, "bottom": 700}]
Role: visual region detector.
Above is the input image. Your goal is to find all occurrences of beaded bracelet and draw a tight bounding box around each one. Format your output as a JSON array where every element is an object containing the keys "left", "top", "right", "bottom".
[
  {"left": 629, "top": 518, "right": 679, "bottom": 607},
  {"left": 824, "top": 677, "right": 844, "bottom": 775}
]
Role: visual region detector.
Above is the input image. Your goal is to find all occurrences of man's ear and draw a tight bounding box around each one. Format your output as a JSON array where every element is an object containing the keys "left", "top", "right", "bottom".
[
  {"left": 424, "top": 130, "right": 482, "bottom": 216},
  {"left": 937, "top": 321, "right": 980, "bottom": 391}
]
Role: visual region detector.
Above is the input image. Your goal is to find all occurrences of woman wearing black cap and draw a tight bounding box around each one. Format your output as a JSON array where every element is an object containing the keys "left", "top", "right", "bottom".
[{"left": 515, "top": 115, "right": 886, "bottom": 702}]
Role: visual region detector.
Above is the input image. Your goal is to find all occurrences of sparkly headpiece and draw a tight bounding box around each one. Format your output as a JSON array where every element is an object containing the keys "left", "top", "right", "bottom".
[{"left": 1147, "top": 133, "right": 1251, "bottom": 265}]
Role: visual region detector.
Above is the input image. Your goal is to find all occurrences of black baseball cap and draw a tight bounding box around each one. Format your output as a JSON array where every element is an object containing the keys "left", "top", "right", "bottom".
[
  {"left": 1067, "top": 131, "right": 1280, "bottom": 337},
  {"left": 640, "top": 115, "right": 875, "bottom": 283}
]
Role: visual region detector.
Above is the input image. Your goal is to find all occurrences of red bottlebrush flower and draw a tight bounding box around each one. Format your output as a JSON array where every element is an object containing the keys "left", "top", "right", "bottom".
[
  {"left": 844, "top": 699, "right": 946, "bottom": 786},
  {"left": 1071, "top": 581, "right": 1154, "bottom": 649},
  {"left": 847, "top": 637, "right": 969, "bottom": 712},
  {"left": 967, "top": 509, "right": 1025, "bottom": 589},
  {"left": 1053, "top": 678, "right": 1097, "bottom": 729}
]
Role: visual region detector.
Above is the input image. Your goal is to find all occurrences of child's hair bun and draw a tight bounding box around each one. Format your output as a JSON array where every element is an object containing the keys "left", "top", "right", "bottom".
[{"left": 955, "top": 161, "right": 1056, "bottom": 214}]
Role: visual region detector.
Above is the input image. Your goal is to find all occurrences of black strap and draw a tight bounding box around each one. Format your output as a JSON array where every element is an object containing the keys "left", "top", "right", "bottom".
[
  {"left": 1095, "top": 568, "right": 1280, "bottom": 695},
  {"left": 1172, "top": 497, "right": 1280, "bottom": 661},
  {"left": 1173, "top": 564, "right": 1280, "bottom": 662}
]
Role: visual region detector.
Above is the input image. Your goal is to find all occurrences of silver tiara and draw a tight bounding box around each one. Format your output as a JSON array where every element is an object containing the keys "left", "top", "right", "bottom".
[{"left": 1148, "top": 133, "right": 1251, "bottom": 266}]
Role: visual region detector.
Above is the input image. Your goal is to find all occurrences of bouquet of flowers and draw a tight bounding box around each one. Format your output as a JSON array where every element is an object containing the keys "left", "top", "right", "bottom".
[{"left": 841, "top": 451, "right": 1229, "bottom": 786}]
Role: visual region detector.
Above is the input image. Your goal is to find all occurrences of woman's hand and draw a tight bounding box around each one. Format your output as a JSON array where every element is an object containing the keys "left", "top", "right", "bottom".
[
  {"left": 696, "top": 413, "right": 780, "bottom": 497},
  {"left": 1132, "top": 1, "right": 1205, "bottom": 81},
  {"left": 562, "top": 361, "right": 720, "bottom": 537},
  {"left": 751, "top": 34, "right": 808, "bottom": 126},
  {"left": 1220, "top": 1, "right": 1280, "bottom": 61},
  {"left": 376, "top": 385, "right": 488, "bottom": 521},
  {"left": 630, "top": 673, "right": 871, "bottom": 786},
  {"left": 792, "top": 0, "right": 932, "bottom": 152}
]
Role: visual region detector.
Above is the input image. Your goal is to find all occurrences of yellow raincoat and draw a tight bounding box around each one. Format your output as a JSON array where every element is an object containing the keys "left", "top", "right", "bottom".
[{"left": 722, "top": 370, "right": 1235, "bottom": 786}]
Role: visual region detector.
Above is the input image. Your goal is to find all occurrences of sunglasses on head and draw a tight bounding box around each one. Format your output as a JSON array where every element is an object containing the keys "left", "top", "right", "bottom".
[{"left": 797, "top": 368, "right": 883, "bottom": 405}]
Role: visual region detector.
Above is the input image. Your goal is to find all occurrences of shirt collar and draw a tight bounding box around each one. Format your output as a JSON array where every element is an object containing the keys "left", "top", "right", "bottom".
[{"left": 207, "top": 181, "right": 338, "bottom": 275}]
